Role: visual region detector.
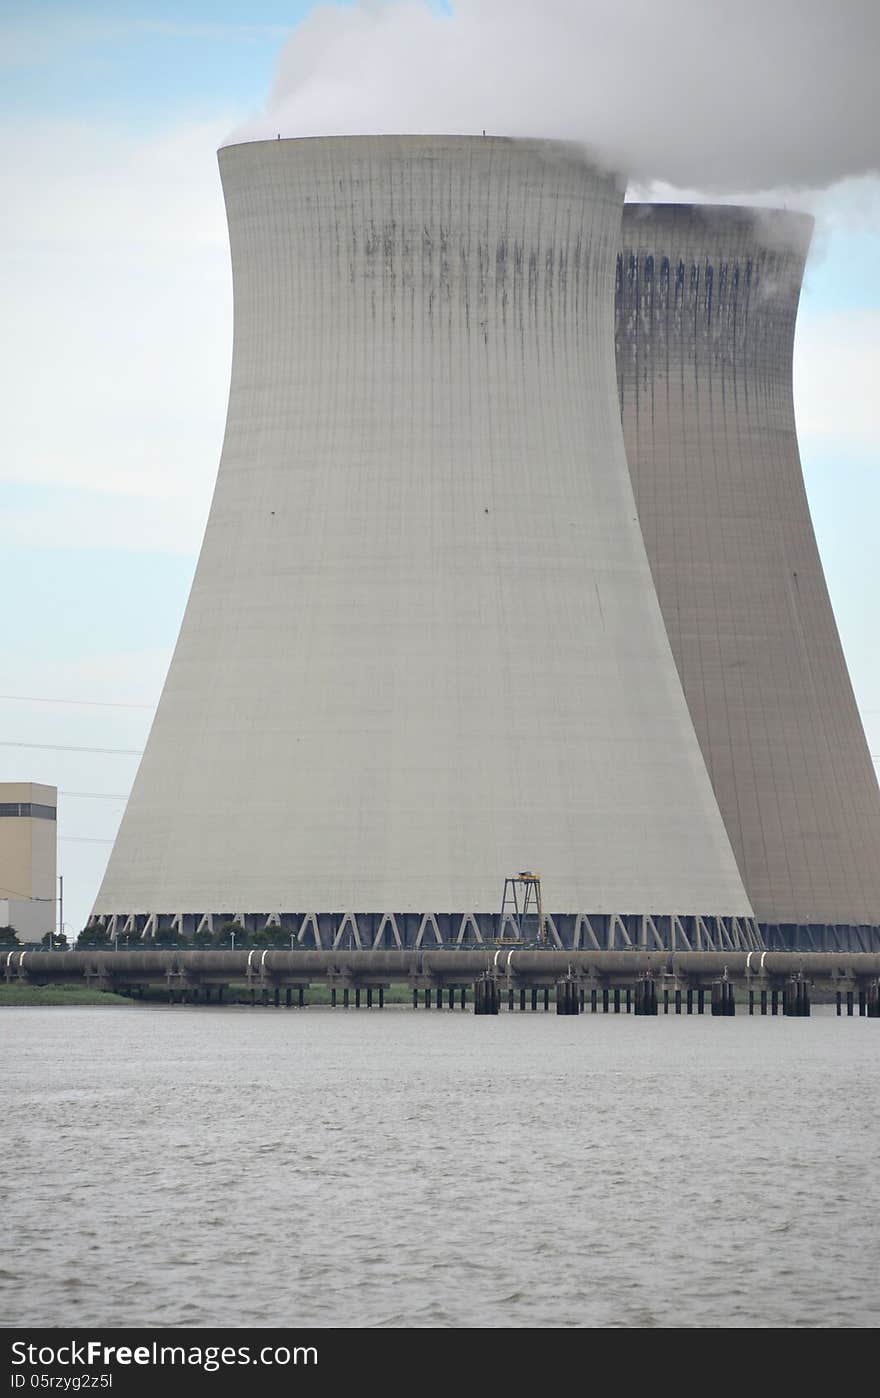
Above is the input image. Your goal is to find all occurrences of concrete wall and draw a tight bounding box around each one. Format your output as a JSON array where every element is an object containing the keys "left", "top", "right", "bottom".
[
  {"left": 616, "top": 204, "right": 880, "bottom": 927},
  {"left": 93, "top": 138, "right": 751, "bottom": 922},
  {"left": 0, "top": 899, "right": 55, "bottom": 942},
  {"left": 0, "top": 782, "right": 57, "bottom": 936}
]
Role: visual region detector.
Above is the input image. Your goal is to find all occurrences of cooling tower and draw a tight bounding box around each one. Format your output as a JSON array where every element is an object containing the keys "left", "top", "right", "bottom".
[
  {"left": 91, "top": 137, "right": 757, "bottom": 952},
  {"left": 616, "top": 204, "right": 880, "bottom": 950}
]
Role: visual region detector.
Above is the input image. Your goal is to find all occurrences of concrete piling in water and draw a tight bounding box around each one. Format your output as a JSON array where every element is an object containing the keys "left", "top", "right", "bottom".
[
  {"left": 474, "top": 974, "right": 500, "bottom": 1016},
  {"left": 460, "top": 987, "right": 466, "bottom": 1010},
  {"left": 543, "top": 987, "right": 550, "bottom": 1012},
  {"left": 634, "top": 977, "right": 657, "bottom": 1016},
  {"left": 859, "top": 988, "right": 867, "bottom": 1017},
  {"left": 508, "top": 987, "right": 515, "bottom": 1013},
  {"left": 613, "top": 987, "right": 620, "bottom": 1014},
  {"left": 847, "top": 989, "right": 854, "bottom": 1016},
  {"left": 663, "top": 986, "right": 669, "bottom": 1014},
  {"left": 520, "top": 987, "right": 527, "bottom": 1012},
  {"left": 771, "top": 988, "right": 779, "bottom": 1015},
  {"left": 366, "top": 986, "right": 373, "bottom": 1009},
  {"left": 686, "top": 986, "right": 693, "bottom": 1015},
  {"left": 713, "top": 981, "right": 735, "bottom": 1016},
  {"left": 675, "top": 987, "right": 682, "bottom": 1014},
  {"left": 602, "top": 986, "right": 609, "bottom": 1013},
  {"left": 412, "top": 987, "right": 418, "bottom": 1010},
  {"left": 867, "top": 982, "right": 880, "bottom": 1018},
  {"left": 331, "top": 987, "right": 337, "bottom": 1008},
  {"left": 783, "top": 979, "right": 810, "bottom": 1017},
  {"left": 761, "top": 988, "right": 768, "bottom": 1015},
  {"left": 555, "top": 977, "right": 580, "bottom": 1015},
  {"left": 836, "top": 990, "right": 842, "bottom": 1015},
  {"left": 591, "top": 986, "right": 598, "bottom": 1013},
  {"left": 531, "top": 987, "right": 538, "bottom": 1013},
  {"left": 299, "top": 987, "right": 305, "bottom": 1008},
  {"left": 343, "top": 987, "right": 350, "bottom": 1010},
  {"left": 697, "top": 986, "right": 705, "bottom": 1015},
  {"left": 749, "top": 988, "right": 754, "bottom": 1015}
]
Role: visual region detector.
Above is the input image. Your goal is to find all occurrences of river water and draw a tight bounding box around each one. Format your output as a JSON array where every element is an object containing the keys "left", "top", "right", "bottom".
[{"left": 3, "top": 1004, "right": 879, "bottom": 1329}]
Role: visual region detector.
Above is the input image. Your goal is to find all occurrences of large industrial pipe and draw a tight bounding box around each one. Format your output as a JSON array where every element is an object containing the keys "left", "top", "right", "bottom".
[{"left": 8, "top": 949, "right": 880, "bottom": 982}]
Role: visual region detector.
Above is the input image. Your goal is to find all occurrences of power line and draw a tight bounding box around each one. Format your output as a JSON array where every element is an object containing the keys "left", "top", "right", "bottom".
[
  {"left": 0, "top": 694, "right": 154, "bottom": 710},
  {"left": 0, "top": 883, "right": 43, "bottom": 901},
  {"left": 60, "top": 791, "right": 129, "bottom": 800},
  {"left": 0, "top": 741, "right": 143, "bottom": 756}
]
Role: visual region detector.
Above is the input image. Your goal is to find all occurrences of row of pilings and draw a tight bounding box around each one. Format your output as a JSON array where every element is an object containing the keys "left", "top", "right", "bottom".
[
  {"left": 243, "top": 976, "right": 880, "bottom": 1016},
  {"left": 465, "top": 973, "right": 875, "bottom": 1018}
]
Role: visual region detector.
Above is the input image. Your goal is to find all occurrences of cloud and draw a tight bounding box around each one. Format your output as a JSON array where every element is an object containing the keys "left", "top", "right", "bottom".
[{"left": 230, "top": 0, "right": 880, "bottom": 192}]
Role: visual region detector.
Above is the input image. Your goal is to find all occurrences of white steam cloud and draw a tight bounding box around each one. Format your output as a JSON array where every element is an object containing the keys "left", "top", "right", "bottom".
[{"left": 229, "top": 0, "right": 880, "bottom": 193}]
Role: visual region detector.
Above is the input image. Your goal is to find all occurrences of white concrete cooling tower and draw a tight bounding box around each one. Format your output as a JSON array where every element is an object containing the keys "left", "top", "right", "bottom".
[
  {"left": 616, "top": 204, "right": 880, "bottom": 950},
  {"left": 91, "top": 137, "right": 756, "bottom": 951}
]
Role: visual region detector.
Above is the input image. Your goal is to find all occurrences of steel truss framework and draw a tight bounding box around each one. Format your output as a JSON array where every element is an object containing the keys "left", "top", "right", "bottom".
[
  {"left": 762, "top": 923, "right": 880, "bottom": 953},
  {"left": 88, "top": 910, "right": 766, "bottom": 952}
]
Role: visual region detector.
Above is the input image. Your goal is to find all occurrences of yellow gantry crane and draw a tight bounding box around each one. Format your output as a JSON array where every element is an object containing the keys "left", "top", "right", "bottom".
[{"left": 499, "top": 870, "right": 546, "bottom": 945}]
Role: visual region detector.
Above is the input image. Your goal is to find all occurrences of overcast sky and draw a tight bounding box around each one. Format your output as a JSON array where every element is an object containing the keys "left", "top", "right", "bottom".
[{"left": 2, "top": 0, "right": 879, "bottom": 937}]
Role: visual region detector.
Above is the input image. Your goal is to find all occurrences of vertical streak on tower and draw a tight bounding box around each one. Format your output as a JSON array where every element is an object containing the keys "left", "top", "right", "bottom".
[
  {"left": 616, "top": 204, "right": 880, "bottom": 944},
  {"left": 92, "top": 140, "right": 754, "bottom": 945}
]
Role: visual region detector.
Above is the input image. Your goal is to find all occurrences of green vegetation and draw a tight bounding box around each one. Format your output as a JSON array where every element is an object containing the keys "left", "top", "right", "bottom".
[
  {"left": 72, "top": 922, "right": 299, "bottom": 950},
  {"left": 40, "top": 932, "right": 69, "bottom": 950},
  {"left": 74, "top": 926, "right": 111, "bottom": 949},
  {"left": 0, "top": 983, "right": 132, "bottom": 1007}
]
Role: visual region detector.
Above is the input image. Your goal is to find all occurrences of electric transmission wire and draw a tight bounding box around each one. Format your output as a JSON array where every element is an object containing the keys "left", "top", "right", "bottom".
[
  {"left": 0, "top": 741, "right": 143, "bottom": 756},
  {"left": 0, "top": 694, "right": 154, "bottom": 710},
  {"left": 60, "top": 791, "right": 128, "bottom": 800}
]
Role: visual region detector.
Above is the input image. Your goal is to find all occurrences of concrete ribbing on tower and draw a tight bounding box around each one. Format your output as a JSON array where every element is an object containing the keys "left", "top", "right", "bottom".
[
  {"left": 616, "top": 204, "right": 880, "bottom": 935},
  {"left": 92, "top": 138, "right": 754, "bottom": 945}
]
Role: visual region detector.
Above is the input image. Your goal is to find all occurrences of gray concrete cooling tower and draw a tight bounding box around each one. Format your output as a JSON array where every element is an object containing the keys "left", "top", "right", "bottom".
[
  {"left": 616, "top": 204, "right": 880, "bottom": 950},
  {"left": 91, "top": 137, "right": 757, "bottom": 952}
]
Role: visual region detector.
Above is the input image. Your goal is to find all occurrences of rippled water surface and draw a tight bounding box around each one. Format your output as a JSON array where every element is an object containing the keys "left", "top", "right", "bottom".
[{"left": 4, "top": 1004, "right": 879, "bottom": 1328}]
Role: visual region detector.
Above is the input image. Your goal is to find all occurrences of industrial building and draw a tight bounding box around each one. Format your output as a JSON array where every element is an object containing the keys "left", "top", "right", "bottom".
[
  {"left": 615, "top": 204, "right": 880, "bottom": 950},
  {"left": 88, "top": 140, "right": 879, "bottom": 952},
  {"left": 90, "top": 136, "right": 759, "bottom": 951},
  {"left": 0, "top": 781, "right": 57, "bottom": 943}
]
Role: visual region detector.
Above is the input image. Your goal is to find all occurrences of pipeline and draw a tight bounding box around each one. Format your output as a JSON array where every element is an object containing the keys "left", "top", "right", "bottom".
[{"left": 6, "top": 948, "right": 880, "bottom": 984}]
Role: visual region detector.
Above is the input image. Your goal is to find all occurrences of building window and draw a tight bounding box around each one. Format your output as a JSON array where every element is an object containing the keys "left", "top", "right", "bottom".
[{"left": 0, "top": 803, "right": 57, "bottom": 820}]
